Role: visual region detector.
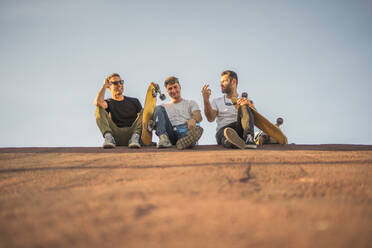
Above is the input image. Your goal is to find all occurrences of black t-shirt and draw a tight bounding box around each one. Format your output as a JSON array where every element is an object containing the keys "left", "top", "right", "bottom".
[{"left": 105, "top": 96, "right": 142, "bottom": 127}]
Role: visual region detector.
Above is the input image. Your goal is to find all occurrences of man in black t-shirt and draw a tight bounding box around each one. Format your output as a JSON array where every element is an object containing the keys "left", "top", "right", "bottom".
[{"left": 94, "top": 73, "right": 143, "bottom": 148}]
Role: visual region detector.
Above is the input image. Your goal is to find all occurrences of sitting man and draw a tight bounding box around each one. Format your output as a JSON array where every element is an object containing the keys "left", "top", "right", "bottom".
[
  {"left": 153, "top": 76, "right": 203, "bottom": 149},
  {"left": 202, "top": 70, "right": 256, "bottom": 149},
  {"left": 94, "top": 73, "right": 142, "bottom": 148}
]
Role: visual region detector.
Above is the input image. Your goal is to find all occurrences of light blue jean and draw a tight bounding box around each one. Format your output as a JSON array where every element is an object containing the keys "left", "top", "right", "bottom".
[{"left": 153, "top": 105, "right": 198, "bottom": 145}]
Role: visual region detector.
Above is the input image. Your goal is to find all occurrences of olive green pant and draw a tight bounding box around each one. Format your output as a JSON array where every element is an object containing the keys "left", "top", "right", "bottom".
[{"left": 95, "top": 107, "right": 143, "bottom": 146}]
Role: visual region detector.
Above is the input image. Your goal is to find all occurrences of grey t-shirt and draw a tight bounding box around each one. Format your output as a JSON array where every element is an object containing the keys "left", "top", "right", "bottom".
[
  {"left": 163, "top": 99, "right": 200, "bottom": 126},
  {"left": 211, "top": 96, "right": 237, "bottom": 131}
]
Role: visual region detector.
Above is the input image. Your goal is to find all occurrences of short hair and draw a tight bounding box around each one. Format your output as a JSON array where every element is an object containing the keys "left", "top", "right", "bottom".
[
  {"left": 164, "top": 76, "right": 180, "bottom": 88},
  {"left": 221, "top": 70, "right": 238, "bottom": 86},
  {"left": 107, "top": 73, "right": 121, "bottom": 81}
]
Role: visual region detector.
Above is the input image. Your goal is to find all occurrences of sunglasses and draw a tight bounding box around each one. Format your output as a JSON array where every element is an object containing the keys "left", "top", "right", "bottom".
[{"left": 112, "top": 80, "right": 124, "bottom": 85}]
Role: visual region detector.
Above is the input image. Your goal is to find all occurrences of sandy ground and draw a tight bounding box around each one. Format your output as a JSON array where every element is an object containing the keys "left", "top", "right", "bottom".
[{"left": 0, "top": 144, "right": 371, "bottom": 248}]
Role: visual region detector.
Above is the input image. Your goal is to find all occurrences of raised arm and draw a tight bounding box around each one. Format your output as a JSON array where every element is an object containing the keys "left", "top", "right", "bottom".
[
  {"left": 94, "top": 78, "right": 110, "bottom": 109},
  {"left": 202, "top": 84, "right": 217, "bottom": 122}
]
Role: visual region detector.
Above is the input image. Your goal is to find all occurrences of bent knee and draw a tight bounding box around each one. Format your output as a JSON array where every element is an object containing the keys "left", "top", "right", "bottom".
[
  {"left": 95, "top": 106, "right": 108, "bottom": 118},
  {"left": 154, "top": 105, "right": 166, "bottom": 114}
]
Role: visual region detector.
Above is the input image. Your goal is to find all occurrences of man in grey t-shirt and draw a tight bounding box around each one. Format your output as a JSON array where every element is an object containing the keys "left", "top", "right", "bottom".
[
  {"left": 153, "top": 76, "right": 203, "bottom": 149},
  {"left": 202, "top": 70, "right": 256, "bottom": 149}
]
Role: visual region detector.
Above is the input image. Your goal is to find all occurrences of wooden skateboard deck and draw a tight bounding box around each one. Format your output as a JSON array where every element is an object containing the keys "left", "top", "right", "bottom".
[
  {"left": 251, "top": 108, "right": 287, "bottom": 145},
  {"left": 141, "top": 82, "right": 165, "bottom": 146},
  {"left": 232, "top": 93, "right": 288, "bottom": 145}
]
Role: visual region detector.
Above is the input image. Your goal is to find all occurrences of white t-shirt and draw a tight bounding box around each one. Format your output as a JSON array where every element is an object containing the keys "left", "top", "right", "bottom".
[
  {"left": 211, "top": 96, "right": 237, "bottom": 131},
  {"left": 163, "top": 99, "right": 200, "bottom": 126}
]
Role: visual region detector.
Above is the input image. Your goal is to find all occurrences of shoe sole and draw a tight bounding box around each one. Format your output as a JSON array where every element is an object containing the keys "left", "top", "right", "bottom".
[
  {"left": 128, "top": 143, "right": 141, "bottom": 149},
  {"left": 245, "top": 143, "right": 257, "bottom": 149},
  {"left": 157, "top": 144, "right": 172, "bottom": 148},
  {"left": 223, "top": 128, "right": 245, "bottom": 149},
  {"left": 103, "top": 143, "right": 116, "bottom": 149},
  {"left": 176, "top": 127, "right": 203, "bottom": 150}
]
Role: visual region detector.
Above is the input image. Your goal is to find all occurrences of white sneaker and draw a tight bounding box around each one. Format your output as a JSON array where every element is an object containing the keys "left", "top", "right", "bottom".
[
  {"left": 103, "top": 133, "right": 116, "bottom": 149},
  {"left": 245, "top": 134, "right": 257, "bottom": 149},
  {"left": 128, "top": 133, "right": 141, "bottom": 148},
  {"left": 157, "top": 134, "right": 172, "bottom": 148},
  {"left": 223, "top": 127, "right": 245, "bottom": 149}
]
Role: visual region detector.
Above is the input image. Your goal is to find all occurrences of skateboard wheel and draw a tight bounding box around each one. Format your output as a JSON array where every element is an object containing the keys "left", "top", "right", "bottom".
[{"left": 276, "top": 117, "right": 283, "bottom": 126}]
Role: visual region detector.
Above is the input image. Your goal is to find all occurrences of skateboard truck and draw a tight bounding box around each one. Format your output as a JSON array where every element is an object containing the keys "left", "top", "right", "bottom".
[
  {"left": 152, "top": 83, "right": 166, "bottom": 100},
  {"left": 147, "top": 119, "right": 155, "bottom": 132}
]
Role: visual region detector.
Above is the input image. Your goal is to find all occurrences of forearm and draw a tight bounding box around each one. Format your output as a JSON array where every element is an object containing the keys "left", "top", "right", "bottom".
[
  {"left": 191, "top": 112, "right": 202, "bottom": 123},
  {"left": 203, "top": 99, "right": 216, "bottom": 122},
  {"left": 94, "top": 86, "right": 106, "bottom": 107}
]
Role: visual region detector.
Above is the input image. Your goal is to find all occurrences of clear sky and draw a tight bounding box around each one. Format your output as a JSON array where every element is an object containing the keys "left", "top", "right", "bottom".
[{"left": 1, "top": 0, "right": 371, "bottom": 147}]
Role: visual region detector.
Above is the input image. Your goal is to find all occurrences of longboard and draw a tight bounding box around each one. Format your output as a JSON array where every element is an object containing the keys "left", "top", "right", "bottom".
[
  {"left": 141, "top": 82, "right": 165, "bottom": 146},
  {"left": 255, "top": 118, "right": 284, "bottom": 145},
  {"left": 232, "top": 93, "right": 288, "bottom": 145},
  {"left": 251, "top": 108, "right": 287, "bottom": 145}
]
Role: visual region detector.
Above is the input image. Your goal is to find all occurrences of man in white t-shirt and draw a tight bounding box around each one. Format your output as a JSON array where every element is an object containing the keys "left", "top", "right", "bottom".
[
  {"left": 202, "top": 70, "right": 256, "bottom": 149},
  {"left": 153, "top": 76, "right": 203, "bottom": 149}
]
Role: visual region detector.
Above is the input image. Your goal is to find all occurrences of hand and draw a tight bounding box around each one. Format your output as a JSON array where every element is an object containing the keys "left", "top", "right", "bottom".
[
  {"left": 186, "top": 119, "right": 197, "bottom": 129},
  {"left": 237, "top": 98, "right": 254, "bottom": 107},
  {"left": 103, "top": 78, "right": 111, "bottom": 89},
  {"left": 202, "top": 84, "right": 211, "bottom": 101}
]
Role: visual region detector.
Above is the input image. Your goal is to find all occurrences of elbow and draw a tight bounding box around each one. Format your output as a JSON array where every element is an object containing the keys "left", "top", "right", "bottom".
[
  {"left": 94, "top": 101, "right": 103, "bottom": 108},
  {"left": 206, "top": 117, "right": 214, "bottom": 122},
  {"left": 94, "top": 100, "right": 105, "bottom": 109}
]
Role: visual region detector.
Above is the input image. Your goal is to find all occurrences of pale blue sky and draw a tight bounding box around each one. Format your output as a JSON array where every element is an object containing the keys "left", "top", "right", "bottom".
[{"left": 1, "top": 0, "right": 371, "bottom": 147}]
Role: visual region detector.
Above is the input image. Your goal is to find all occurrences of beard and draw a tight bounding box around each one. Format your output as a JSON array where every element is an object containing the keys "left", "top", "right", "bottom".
[{"left": 222, "top": 82, "right": 232, "bottom": 94}]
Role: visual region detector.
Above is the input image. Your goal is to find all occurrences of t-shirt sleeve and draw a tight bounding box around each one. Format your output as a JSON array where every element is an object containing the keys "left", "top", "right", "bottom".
[
  {"left": 211, "top": 98, "right": 218, "bottom": 111},
  {"left": 105, "top": 99, "right": 111, "bottom": 113},
  {"left": 136, "top": 98, "right": 143, "bottom": 112},
  {"left": 189, "top": 100, "right": 200, "bottom": 113}
]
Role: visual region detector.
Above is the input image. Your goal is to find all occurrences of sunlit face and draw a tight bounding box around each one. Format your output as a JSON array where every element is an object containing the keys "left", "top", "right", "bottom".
[
  {"left": 109, "top": 76, "right": 124, "bottom": 96},
  {"left": 220, "top": 74, "right": 233, "bottom": 94},
  {"left": 166, "top": 82, "right": 181, "bottom": 100}
]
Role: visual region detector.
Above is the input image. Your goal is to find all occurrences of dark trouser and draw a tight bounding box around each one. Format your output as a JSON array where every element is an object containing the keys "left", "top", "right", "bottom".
[
  {"left": 215, "top": 105, "right": 255, "bottom": 146},
  {"left": 95, "top": 107, "right": 143, "bottom": 146},
  {"left": 153, "top": 105, "right": 189, "bottom": 145}
]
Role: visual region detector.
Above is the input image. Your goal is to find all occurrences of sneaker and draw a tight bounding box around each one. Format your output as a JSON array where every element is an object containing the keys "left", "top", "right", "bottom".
[
  {"left": 221, "top": 137, "right": 234, "bottom": 149},
  {"left": 157, "top": 134, "right": 172, "bottom": 148},
  {"left": 176, "top": 126, "right": 203, "bottom": 150},
  {"left": 223, "top": 127, "right": 245, "bottom": 149},
  {"left": 103, "top": 133, "right": 116, "bottom": 149},
  {"left": 128, "top": 133, "right": 141, "bottom": 148},
  {"left": 245, "top": 134, "right": 257, "bottom": 149}
]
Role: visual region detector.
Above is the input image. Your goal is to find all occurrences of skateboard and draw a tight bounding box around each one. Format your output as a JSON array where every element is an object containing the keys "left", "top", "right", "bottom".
[
  {"left": 232, "top": 93, "right": 288, "bottom": 145},
  {"left": 254, "top": 117, "right": 284, "bottom": 146},
  {"left": 141, "top": 82, "right": 166, "bottom": 146}
]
